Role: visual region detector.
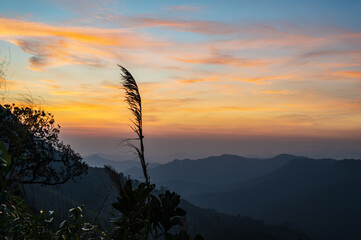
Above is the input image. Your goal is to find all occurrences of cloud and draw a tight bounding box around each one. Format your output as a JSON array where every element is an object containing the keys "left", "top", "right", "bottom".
[
  {"left": 103, "top": 14, "right": 331, "bottom": 46},
  {"left": 0, "top": 17, "right": 166, "bottom": 70},
  {"left": 300, "top": 50, "right": 361, "bottom": 59},
  {"left": 37, "top": 79, "right": 61, "bottom": 90},
  {"left": 100, "top": 81, "right": 121, "bottom": 89},
  {"left": 332, "top": 71, "right": 361, "bottom": 79},
  {"left": 131, "top": 17, "right": 238, "bottom": 35},
  {"left": 177, "top": 77, "right": 218, "bottom": 84},
  {"left": 171, "top": 52, "right": 265, "bottom": 67},
  {"left": 164, "top": 5, "right": 203, "bottom": 13},
  {"left": 231, "top": 75, "right": 293, "bottom": 84},
  {"left": 99, "top": 14, "right": 239, "bottom": 35},
  {"left": 257, "top": 90, "right": 298, "bottom": 95},
  {"left": 14, "top": 39, "right": 107, "bottom": 70},
  {"left": 38, "top": 79, "right": 56, "bottom": 83},
  {"left": 0, "top": 17, "right": 157, "bottom": 46},
  {"left": 221, "top": 106, "right": 254, "bottom": 111}
]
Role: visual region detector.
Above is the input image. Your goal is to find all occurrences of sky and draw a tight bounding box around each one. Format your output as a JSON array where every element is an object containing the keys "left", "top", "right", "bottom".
[{"left": 0, "top": 0, "right": 360, "bottom": 162}]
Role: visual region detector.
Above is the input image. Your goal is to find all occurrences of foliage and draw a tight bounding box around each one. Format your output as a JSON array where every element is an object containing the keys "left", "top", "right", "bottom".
[
  {"left": 0, "top": 203, "right": 55, "bottom": 240},
  {"left": 105, "top": 165, "right": 152, "bottom": 240},
  {"left": 1, "top": 201, "right": 104, "bottom": 240},
  {"left": 105, "top": 166, "right": 202, "bottom": 240},
  {"left": 1, "top": 142, "right": 53, "bottom": 239},
  {"left": 1, "top": 146, "right": 102, "bottom": 239},
  {"left": 55, "top": 206, "right": 105, "bottom": 240},
  {"left": 0, "top": 142, "right": 12, "bottom": 195},
  {"left": 150, "top": 191, "right": 186, "bottom": 237},
  {"left": 0, "top": 104, "right": 87, "bottom": 185}
]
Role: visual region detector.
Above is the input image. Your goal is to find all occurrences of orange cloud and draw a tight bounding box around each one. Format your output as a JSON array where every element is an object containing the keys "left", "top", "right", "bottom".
[
  {"left": 332, "top": 71, "right": 361, "bottom": 79},
  {"left": 257, "top": 90, "right": 298, "bottom": 95},
  {"left": 51, "top": 91, "right": 87, "bottom": 96},
  {"left": 0, "top": 17, "right": 160, "bottom": 47},
  {"left": 231, "top": 75, "right": 293, "bottom": 84},
  {"left": 177, "top": 77, "right": 218, "bottom": 84},
  {"left": 0, "top": 17, "right": 166, "bottom": 70}
]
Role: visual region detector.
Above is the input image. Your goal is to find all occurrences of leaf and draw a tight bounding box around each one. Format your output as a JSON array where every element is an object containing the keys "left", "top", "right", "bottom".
[{"left": 175, "top": 207, "right": 186, "bottom": 217}]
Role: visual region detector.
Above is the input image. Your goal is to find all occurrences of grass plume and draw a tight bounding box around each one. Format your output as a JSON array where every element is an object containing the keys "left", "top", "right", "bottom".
[{"left": 118, "top": 65, "right": 150, "bottom": 188}]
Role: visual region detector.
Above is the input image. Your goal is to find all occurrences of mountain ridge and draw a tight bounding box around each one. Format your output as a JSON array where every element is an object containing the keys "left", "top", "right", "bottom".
[{"left": 189, "top": 156, "right": 361, "bottom": 240}]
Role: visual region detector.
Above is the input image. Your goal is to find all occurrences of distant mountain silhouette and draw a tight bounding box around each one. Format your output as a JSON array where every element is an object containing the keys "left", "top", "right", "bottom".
[
  {"left": 124, "top": 154, "right": 295, "bottom": 197},
  {"left": 84, "top": 154, "right": 161, "bottom": 173},
  {"left": 190, "top": 157, "right": 361, "bottom": 240},
  {"left": 150, "top": 154, "right": 295, "bottom": 185}
]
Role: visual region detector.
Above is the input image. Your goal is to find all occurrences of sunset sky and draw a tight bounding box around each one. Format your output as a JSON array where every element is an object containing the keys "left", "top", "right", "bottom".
[{"left": 1, "top": 0, "right": 360, "bottom": 162}]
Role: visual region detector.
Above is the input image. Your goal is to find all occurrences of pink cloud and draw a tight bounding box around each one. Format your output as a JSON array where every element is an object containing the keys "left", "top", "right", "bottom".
[
  {"left": 165, "top": 5, "right": 203, "bottom": 13},
  {"left": 171, "top": 52, "right": 266, "bottom": 67}
]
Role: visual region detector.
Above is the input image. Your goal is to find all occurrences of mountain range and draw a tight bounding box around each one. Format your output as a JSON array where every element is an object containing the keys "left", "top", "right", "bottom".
[
  {"left": 187, "top": 156, "right": 361, "bottom": 240},
  {"left": 83, "top": 154, "right": 161, "bottom": 172},
  {"left": 80, "top": 153, "right": 361, "bottom": 239}
]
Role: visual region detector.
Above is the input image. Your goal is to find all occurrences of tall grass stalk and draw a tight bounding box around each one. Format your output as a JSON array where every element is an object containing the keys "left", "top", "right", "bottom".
[
  {"left": 119, "top": 65, "right": 150, "bottom": 188},
  {"left": 119, "top": 65, "right": 151, "bottom": 239}
]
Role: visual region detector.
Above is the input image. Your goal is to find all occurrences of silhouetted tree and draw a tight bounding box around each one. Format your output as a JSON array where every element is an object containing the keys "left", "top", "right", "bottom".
[{"left": 0, "top": 104, "right": 88, "bottom": 185}]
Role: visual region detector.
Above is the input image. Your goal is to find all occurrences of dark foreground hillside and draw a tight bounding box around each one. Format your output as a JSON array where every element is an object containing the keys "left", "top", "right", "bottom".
[
  {"left": 25, "top": 167, "right": 309, "bottom": 240},
  {"left": 182, "top": 200, "right": 309, "bottom": 240}
]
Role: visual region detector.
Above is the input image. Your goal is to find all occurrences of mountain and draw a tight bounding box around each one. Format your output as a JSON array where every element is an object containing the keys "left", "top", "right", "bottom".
[
  {"left": 84, "top": 154, "right": 161, "bottom": 173},
  {"left": 125, "top": 154, "right": 295, "bottom": 197},
  {"left": 189, "top": 157, "right": 361, "bottom": 240},
  {"left": 148, "top": 154, "right": 294, "bottom": 185},
  {"left": 25, "top": 166, "right": 309, "bottom": 240}
]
